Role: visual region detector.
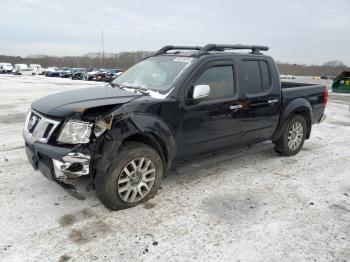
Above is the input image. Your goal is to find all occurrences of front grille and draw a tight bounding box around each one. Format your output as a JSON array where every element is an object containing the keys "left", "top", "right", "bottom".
[
  {"left": 43, "top": 123, "right": 54, "bottom": 138},
  {"left": 24, "top": 110, "right": 61, "bottom": 143}
]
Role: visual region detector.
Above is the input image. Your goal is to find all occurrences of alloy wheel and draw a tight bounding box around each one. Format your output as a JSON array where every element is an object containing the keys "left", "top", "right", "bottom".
[
  {"left": 117, "top": 157, "right": 156, "bottom": 203},
  {"left": 287, "top": 121, "right": 304, "bottom": 150}
]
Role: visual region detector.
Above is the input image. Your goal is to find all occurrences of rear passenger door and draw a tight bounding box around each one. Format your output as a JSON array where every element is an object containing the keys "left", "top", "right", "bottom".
[{"left": 239, "top": 59, "right": 281, "bottom": 143}]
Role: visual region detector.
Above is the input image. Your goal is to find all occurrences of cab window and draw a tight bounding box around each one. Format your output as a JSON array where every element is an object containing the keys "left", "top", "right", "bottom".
[
  {"left": 194, "top": 66, "right": 235, "bottom": 100},
  {"left": 243, "top": 60, "right": 271, "bottom": 95}
]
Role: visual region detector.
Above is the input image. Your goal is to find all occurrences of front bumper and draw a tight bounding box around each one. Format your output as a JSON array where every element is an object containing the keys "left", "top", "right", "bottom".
[
  {"left": 24, "top": 109, "right": 91, "bottom": 183},
  {"left": 24, "top": 139, "right": 90, "bottom": 183}
]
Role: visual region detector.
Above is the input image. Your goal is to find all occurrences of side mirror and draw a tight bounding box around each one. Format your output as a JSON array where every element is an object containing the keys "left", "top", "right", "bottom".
[{"left": 193, "top": 84, "right": 210, "bottom": 100}]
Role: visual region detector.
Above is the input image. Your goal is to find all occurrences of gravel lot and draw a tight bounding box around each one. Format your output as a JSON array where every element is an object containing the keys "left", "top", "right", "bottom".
[{"left": 0, "top": 75, "right": 349, "bottom": 261}]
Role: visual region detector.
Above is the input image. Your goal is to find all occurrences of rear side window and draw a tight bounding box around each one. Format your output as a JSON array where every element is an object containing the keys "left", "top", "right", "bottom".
[
  {"left": 243, "top": 60, "right": 271, "bottom": 95},
  {"left": 243, "top": 61, "right": 262, "bottom": 95},
  {"left": 194, "top": 66, "right": 235, "bottom": 100},
  {"left": 259, "top": 61, "right": 271, "bottom": 90}
]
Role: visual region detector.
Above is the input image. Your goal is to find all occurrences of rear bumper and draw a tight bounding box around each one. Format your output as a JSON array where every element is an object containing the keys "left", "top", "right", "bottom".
[
  {"left": 1, "top": 70, "right": 13, "bottom": 74},
  {"left": 317, "top": 114, "right": 326, "bottom": 124}
]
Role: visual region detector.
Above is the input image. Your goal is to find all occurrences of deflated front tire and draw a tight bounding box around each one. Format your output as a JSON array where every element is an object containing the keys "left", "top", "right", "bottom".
[{"left": 95, "top": 142, "right": 163, "bottom": 210}]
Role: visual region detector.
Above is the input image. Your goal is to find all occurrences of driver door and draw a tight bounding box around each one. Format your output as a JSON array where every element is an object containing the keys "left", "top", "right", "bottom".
[{"left": 179, "top": 60, "right": 245, "bottom": 157}]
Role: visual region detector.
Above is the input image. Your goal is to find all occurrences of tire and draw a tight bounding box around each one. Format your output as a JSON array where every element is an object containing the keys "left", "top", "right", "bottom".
[
  {"left": 274, "top": 115, "right": 306, "bottom": 156},
  {"left": 95, "top": 142, "right": 164, "bottom": 210}
]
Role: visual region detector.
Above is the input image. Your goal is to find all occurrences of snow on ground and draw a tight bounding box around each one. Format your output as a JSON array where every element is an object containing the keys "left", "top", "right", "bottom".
[{"left": 0, "top": 75, "right": 349, "bottom": 261}]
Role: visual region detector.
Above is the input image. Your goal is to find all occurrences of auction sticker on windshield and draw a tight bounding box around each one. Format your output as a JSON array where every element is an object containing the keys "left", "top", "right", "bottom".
[{"left": 173, "top": 57, "right": 193, "bottom": 63}]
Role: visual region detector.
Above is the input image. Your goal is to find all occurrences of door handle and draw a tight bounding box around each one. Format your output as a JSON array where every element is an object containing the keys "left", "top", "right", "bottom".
[
  {"left": 268, "top": 99, "right": 279, "bottom": 104},
  {"left": 230, "top": 105, "right": 243, "bottom": 111}
]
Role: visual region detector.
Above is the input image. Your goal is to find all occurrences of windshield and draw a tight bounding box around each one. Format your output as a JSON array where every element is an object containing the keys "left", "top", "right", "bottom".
[{"left": 112, "top": 56, "right": 195, "bottom": 92}]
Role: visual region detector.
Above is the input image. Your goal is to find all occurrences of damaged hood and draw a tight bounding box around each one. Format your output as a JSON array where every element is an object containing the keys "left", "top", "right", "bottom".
[{"left": 32, "top": 85, "right": 141, "bottom": 118}]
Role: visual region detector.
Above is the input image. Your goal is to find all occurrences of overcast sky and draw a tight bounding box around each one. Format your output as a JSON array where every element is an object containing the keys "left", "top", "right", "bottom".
[{"left": 0, "top": 0, "right": 349, "bottom": 65}]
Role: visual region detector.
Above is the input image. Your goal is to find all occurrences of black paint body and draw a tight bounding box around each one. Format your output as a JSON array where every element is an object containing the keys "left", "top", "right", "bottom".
[{"left": 26, "top": 51, "right": 327, "bottom": 180}]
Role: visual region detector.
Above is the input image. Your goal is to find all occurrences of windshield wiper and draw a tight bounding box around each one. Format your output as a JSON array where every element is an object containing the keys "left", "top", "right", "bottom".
[
  {"left": 109, "top": 82, "right": 150, "bottom": 96},
  {"left": 108, "top": 82, "right": 122, "bottom": 88},
  {"left": 130, "top": 87, "right": 150, "bottom": 95},
  {"left": 122, "top": 85, "right": 150, "bottom": 96}
]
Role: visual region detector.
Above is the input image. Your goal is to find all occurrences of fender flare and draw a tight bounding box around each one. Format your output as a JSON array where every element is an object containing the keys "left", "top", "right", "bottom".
[
  {"left": 93, "top": 113, "right": 176, "bottom": 174},
  {"left": 128, "top": 113, "right": 177, "bottom": 164},
  {"left": 271, "top": 98, "right": 313, "bottom": 141}
]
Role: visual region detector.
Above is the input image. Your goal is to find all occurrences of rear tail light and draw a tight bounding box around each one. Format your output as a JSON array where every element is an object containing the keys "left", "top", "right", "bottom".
[{"left": 323, "top": 88, "right": 329, "bottom": 106}]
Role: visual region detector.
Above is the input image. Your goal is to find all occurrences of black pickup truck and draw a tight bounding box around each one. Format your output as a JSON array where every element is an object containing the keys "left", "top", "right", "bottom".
[{"left": 24, "top": 44, "right": 327, "bottom": 210}]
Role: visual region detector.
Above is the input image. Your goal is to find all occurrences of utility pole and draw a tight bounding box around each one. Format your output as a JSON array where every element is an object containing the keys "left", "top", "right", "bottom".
[{"left": 101, "top": 27, "right": 105, "bottom": 68}]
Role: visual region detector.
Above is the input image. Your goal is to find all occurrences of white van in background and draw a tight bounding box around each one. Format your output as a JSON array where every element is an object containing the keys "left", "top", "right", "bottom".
[
  {"left": 0, "top": 63, "right": 13, "bottom": 73},
  {"left": 13, "top": 64, "right": 34, "bottom": 76},
  {"left": 29, "top": 64, "right": 43, "bottom": 75}
]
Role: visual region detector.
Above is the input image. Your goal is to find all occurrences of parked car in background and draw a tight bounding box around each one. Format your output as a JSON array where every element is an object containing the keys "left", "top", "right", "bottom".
[
  {"left": 13, "top": 64, "right": 34, "bottom": 76},
  {"left": 29, "top": 64, "right": 44, "bottom": 75},
  {"left": 332, "top": 71, "right": 350, "bottom": 93},
  {"left": 46, "top": 68, "right": 70, "bottom": 77},
  {"left": 0, "top": 63, "right": 13, "bottom": 73},
  {"left": 83, "top": 68, "right": 101, "bottom": 80},
  {"left": 104, "top": 69, "right": 124, "bottom": 82},
  {"left": 46, "top": 70, "right": 60, "bottom": 77},
  {"left": 280, "top": 75, "right": 296, "bottom": 80},
  {"left": 58, "top": 68, "right": 71, "bottom": 78},
  {"left": 44, "top": 67, "right": 58, "bottom": 77},
  {"left": 70, "top": 68, "right": 86, "bottom": 80},
  {"left": 89, "top": 69, "right": 124, "bottom": 82},
  {"left": 321, "top": 75, "right": 335, "bottom": 80},
  {"left": 92, "top": 69, "right": 109, "bottom": 81}
]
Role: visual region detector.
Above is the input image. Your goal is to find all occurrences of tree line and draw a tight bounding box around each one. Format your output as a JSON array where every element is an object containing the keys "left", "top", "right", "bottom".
[
  {"left": 277, "top": 62, "right": 349, "bottom": 77},
  {"left": 0, "top": 52, "right": 348, "bottom": 76},
  {"left": 0, "top": 51, "right": 153, "bottom": 70}
]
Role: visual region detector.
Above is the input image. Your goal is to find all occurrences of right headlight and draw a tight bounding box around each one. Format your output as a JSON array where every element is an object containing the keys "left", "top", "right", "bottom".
[{"left": 57, "top": 120, "right": 93, "bottom": 144}]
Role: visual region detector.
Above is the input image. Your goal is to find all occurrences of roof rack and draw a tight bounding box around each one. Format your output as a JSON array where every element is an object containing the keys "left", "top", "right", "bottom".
[
  {"left": 155, "top": 45, "right": 202, "bottom": 55},
  {"left": 155, "top": 44, "right": 269, "bottom": 56},
  {"left": 199, "top": 44, "right": 269, "bottom": 54}
]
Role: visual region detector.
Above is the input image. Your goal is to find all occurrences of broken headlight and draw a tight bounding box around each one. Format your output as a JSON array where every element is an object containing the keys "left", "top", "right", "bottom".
[
  {"left": 93, "top": 118, "right": 111, "bottom": 137},
  {"left": 57, "top": 120, "right": 93, "bottom": 144}
]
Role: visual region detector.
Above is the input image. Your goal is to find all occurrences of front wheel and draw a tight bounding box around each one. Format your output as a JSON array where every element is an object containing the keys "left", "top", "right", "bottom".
[
  {"left": 274, "top": 115, "right": 306, "bottom": 156},
  {"left": 95, "top": 142, "right": 163, "bottom": 210}
]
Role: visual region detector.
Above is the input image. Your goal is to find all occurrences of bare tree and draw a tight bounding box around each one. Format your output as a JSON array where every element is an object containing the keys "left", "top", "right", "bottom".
[{"left": 323, "top": 60, "right": 346, "bottom": 67}]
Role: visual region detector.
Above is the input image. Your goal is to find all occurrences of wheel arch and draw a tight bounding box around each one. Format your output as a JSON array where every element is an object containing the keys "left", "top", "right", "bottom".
[
  {"left": 93, "top": 113, "right": 176, "bottom": 176},
  {"left": 127, "top": 113, "right": 176, "bottom": 169},
  {"left": 272, "top": 98, "right": 313, "bottom": 141},
  {"left": 123, "top": 132, "right": 169, "bottom": 169},
  {"left": 292, "top": 108, "right": 312, "bottom": 139}
]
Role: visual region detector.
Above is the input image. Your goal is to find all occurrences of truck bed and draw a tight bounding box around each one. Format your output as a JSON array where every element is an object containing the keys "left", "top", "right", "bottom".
[
  {"left": 281, "top": 82, "right": 326, "bottom": 124},
  {"left": 281, "top": 82, "right": 317, "bottom": 89}
]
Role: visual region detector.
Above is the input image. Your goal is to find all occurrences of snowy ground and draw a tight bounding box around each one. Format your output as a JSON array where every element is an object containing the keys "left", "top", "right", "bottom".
[{"left": 0, "top": 75, "right": 349, "bottom": 261}]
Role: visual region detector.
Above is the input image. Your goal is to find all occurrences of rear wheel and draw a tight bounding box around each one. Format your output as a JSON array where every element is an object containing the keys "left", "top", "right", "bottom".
[
  {"left": 95, "top": 142, "right": 163, "bottom": 210},
  {"left": 274, "top": 115, "right": 306, "bottom": 156}
]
